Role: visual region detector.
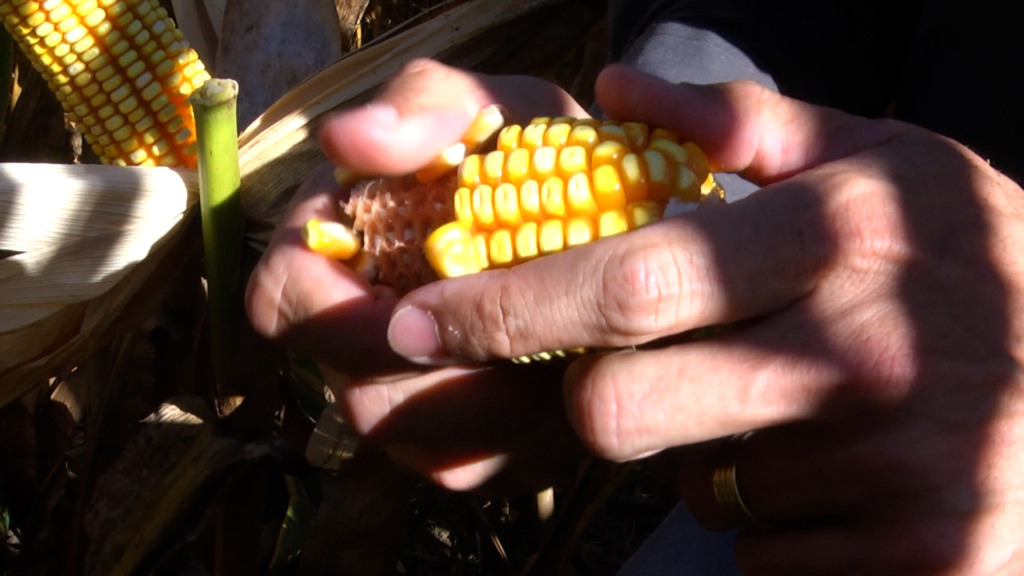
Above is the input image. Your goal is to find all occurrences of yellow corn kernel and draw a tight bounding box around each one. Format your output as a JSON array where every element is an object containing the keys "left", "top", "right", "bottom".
[
  {"left": 651, "top": 127, "right": 680, "bottom": 143},
  {"left": 0, "top": 0, "right": 210, "bottom": 167},
  {"left": 566, "top": 172, "right": 598, "bottom": 217},
  {"left": 471, "top": 184, "right": 496, "bottom": 229},
  {"left": 598, "top": 209, "right": 630, "bottom": 237},
  {"left": 302, "top": 219, "right": 361, "bottom": 261},
  {"left": 557, "top": 146, "right": 589, "bottom": 179},
  {"left": 542, "top": 121, "right": 572, "bottom": 148},
  {"left": 454, "top": 186, "right": 474, "bottom": 223},
  {"left": 541, "top": 177, "right": 567, "bottom": 218},
  {"left": 494, "top": 182, "right": 522, "bottom": 227},
  {"left": 621, "top": 122, "right": 650, "bottom": 149},
  {"left": 521, "top": 121, "right": 548, "bottom": 150},
  {"left": 473, "top": 232, "right": 490, "bottom": 265},
  {"left": 592, "top": 164, "right": 626, "bottom": 211},
  {"left": 597, "top": 122, "right": 629, "bottom": 145},
  {"left": 628, "top": 201, "right": 664, "bottom": 228},
  {"left": 592, "top": 140, "right": 629, "bottom": 167},
  {"left": 505, "top": 147, "right": 531, "bottom": 186},
  {"left": 488, "top": 228, "right": 515, "bottom": 266},
  {"left": 567, "top": 123, "right": 599, "bottom": 151},
  {"left": 531, "top": 146, "right": 558, "bottom": 182},
  {"left": 497, "top": 123, "right": 522, "bottom": 151},
  {"left": 482, "top": 150, "right": 505, "bottom": 186},
  {"left": 423, "top": 222, "right": 484, "bottom": 278},
  {"left": 461, "top": 105, "right": 505, "bottom": 150},
  {"left": 538, "top": 219, "right": 565, "bottom": 254},
  {"left": 565, "top": 216, "right": 596, "bottom": 247},
  {"left": 643, "top": 149, "right": 674, "bottom": 201},
  {"left": 519, "top": 179, "right": 542, "bottom": 221},
  {"left": 458, "top": 153, "right": 483, "bottom": 188},
  {"left": 515, "top": 221, "right": 540, "bottom": 260},
  {"left": 619, "top": 153, "right": 648, "bottom": 203}
]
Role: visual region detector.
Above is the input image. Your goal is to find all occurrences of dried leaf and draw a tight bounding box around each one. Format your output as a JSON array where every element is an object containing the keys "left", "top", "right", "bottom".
[
  {"left": 298, "top": 451, "right": 413, "bottom": 575},
  {"left": 305, "top": 401, "right": 359, "bottom": 470},
  {"left": 84, "top": 399, "right": 292, "bottom": 576},
  {"left": 215, "top": 0, "right": 342, "bottom": 128}
]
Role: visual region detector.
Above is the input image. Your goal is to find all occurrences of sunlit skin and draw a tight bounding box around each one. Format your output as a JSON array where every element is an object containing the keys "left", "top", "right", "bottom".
[{"left": 247, "top": 59, "right": 1024, "bottom": 574}]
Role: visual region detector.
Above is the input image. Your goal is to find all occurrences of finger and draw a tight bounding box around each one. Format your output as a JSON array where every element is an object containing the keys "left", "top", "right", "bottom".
[
  {"left": 560, "top": 309, "right": 844, "bottom": 463},
  {"left": 387, "top": 167, "right": 838, "bottom": 363},
  {"left": 595, "top": 64, "right": 903, "bottom": 182},
  {"left": 333, "top": 362, "right": 585, "bottom": 492},
  {"left": 664, "top": 424, "right": 876, "bottom": 531},
  {"left": 319, "top": 59, "right": 585, "bottom": 176},
  {"left": 244, "top": 167, "right": 405, "bottom": 374}
]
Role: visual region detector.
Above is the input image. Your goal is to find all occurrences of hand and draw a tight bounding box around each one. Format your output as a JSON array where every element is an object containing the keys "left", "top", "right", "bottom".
[
  {"left": 385, "top": 64, "right": 1024, "bottom": 573},
  {"left": 245, "top": 59, "right": 588, "bottom": 492}
]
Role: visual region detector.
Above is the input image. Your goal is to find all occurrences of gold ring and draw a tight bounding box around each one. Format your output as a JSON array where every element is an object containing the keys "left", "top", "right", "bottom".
[{"left": 712, "top": 432, "right": 760, "bottom": 527}]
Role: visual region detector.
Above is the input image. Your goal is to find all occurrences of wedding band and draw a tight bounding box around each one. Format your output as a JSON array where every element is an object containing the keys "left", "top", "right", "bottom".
[{"left": 712, "top": 432, "right": 760, "bottom": 527}]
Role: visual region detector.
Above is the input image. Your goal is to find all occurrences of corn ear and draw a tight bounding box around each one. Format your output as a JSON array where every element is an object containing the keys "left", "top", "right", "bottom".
[
  {"left": 0, "top": 0, "right": 210, "bottom": 167},
  {"left": 424, "top": 116, "right": 716, "bottom": 278}
]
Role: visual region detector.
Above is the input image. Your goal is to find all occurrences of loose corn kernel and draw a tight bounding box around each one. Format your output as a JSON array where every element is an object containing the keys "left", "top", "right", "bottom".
[
  {"left": 422, "top": 116, "right": 717, "bottom": 279},
  {"left": 0, "top": 0, "right": 210, "bottom": 167},
  {"left": 302, "top": 218, "right": 361, "bottom": 261}
]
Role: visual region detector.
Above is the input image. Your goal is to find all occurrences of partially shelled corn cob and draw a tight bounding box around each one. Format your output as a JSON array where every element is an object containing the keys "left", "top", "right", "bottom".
[
  {"left": 0, "top": 0, "right": 210, "bottom": 167},
  {"left": 424, "top": 116, "right": 718, "bottom": 278},
  {"left": 305, "top": 112, "right": 723, "bottom": 296}
]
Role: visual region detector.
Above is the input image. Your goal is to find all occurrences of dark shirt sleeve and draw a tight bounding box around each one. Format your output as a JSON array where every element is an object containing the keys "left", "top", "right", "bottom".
[{"left": 607, "top": 0, "right": 1024, "bottom": 182}]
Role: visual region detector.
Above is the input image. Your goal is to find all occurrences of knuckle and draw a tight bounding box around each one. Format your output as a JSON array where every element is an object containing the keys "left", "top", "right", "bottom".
[
  {"left": 566, "top": 357, "right": 636, "bottom": 461},
  {"left": 244, "top": 261, "right": 286, "bottom": 340},
  {"left": 446, "top": 274, "right": 517, "bottom": 359},
  {"left": 597, "top": 239, "right": 697, "bottom": 344}
]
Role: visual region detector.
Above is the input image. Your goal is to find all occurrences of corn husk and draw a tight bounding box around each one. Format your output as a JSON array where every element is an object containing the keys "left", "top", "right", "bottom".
[{"left": 0, "top": 164, "right": 197, "bottom": 407}]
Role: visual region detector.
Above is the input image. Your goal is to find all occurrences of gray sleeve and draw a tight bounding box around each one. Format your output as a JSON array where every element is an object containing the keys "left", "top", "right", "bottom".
[{"left": 606, "top": 14, "right": 772, "bottom": 200}]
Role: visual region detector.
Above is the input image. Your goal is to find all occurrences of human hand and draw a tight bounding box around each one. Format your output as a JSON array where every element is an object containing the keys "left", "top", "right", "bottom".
[
  {"left": 245, "top": 59, "right": 588, "bottom": 491},
  {"left": 385, "top": 64, "right": 1024, "bottom": 573}
]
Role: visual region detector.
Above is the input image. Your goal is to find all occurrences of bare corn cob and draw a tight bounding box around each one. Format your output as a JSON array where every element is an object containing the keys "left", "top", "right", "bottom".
[{"left": 0, "top": 0, "right": 210, "bottom": 168}]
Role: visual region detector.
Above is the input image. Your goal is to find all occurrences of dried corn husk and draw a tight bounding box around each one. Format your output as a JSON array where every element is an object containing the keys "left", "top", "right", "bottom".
[{"left": 0, "top": 165, "right": 197, "bottom": 406}]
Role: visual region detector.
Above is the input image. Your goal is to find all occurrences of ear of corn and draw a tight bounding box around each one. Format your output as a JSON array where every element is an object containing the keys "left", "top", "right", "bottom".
[
  {"left": 423, "top": 116, "right": 716, "bottom": 279},
  {"left": 305, "top": 114, "right": 723, "bottom": 363},
  {"left": 0, "top": 0, "right": 211, "bottom": 168}
]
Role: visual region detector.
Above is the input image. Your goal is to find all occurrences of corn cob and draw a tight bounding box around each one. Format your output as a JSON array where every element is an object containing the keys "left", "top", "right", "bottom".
[
  {"left": 0, "top": 0, "right": 210, "bottom": 168},
  {"left": 424, "top": 116, "right": 718, "bottom": 278},
  {"left": 306, "top": 111, "right": 722, "bottom": 290},
  {"left": 305, "top": 112, "right": 723, "bottom": 362}
]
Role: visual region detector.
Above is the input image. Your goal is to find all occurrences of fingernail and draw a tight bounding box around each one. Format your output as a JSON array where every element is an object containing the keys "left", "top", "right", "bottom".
[{"left": 388, "top": 306, "right": 445, "bottom": 364}]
